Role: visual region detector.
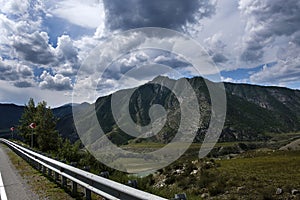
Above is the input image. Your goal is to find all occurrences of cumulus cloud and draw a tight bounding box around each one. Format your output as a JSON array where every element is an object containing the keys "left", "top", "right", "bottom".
[
  {"left": 250, "top": 43, "right": 300, "bottom": 86},
  {"left": 237, "top": 0, "right": 300, "bottom": 86},
  {"left": 239, "top": 0, "right": 300, "bottom": 62},
  {"left": 48, "top": 0, "right": 105, "bottom": 29},
  {"left": 54, "top": 35, "right": 79, "bottom": 75},
  {"left": 11, "top": 31, "right": 56, "bottom": 65},
  {"left": 103, "top": 0, "right": 216, "bottom": 31},
  {"left": 0, "top": 57, "right": 35, "bottom": 87},
  {"left": 0, "top": 0, "right": 30, "bottom": 17},
  {"left": 204, "top": 33, "right": 229, "bottom": 64},
  {"left": 39, "top": 71, "right": 73, "bottom": 91}
]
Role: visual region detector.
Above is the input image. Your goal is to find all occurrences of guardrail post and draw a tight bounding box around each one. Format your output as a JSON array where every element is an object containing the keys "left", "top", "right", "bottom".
[
  {"left": 61, "top": 176, "right": 67, "bottom": 188},
  {"left": 72, "top": 181, "right": 77, "bottom": 195},
  {"left": 85, "top": 188, "right": 91, "bottom": 200},
  {"left": 54, "top": 172, "right": 59, "bottom": 181},
  {"left": 42, "top": 166, "right": 47, "bottom": 174},
  {"left": 48, "top": 169, "right": 52, "bottom": 177}
]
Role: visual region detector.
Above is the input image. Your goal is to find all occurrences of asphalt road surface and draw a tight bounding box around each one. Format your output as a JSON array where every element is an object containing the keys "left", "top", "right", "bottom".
[{"left": 0, "top": 144, "right": 37, "bottom": 200}]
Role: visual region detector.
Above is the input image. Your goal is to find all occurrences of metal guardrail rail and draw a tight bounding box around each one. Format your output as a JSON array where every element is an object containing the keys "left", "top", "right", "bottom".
[{"left": 0, "top": 139, "right": 168, "bottom": 200}]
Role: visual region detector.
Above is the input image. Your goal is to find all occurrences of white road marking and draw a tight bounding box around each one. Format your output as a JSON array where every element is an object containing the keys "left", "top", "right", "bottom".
[{"left": 0, "top": 172, "right": 8, "bottom": 200}]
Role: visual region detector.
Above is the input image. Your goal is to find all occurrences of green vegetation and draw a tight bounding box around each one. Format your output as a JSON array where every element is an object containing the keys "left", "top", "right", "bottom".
[
  {"left": 4, "top": 91, "right": 300, "bottom": 200},
  {"left": 145, "top": 150, "right": 300, "bottom": 199},
  {"left": 18, "top": 98, "right": 60, "bottom": 151}
]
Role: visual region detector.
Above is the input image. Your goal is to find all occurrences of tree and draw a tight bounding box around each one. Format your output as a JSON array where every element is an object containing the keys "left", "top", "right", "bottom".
[
  {"left": 35, "top": 101, "right": 60, "bottom": 151},
  {"left": 18, "top": 98, "right": 61, "bottom": 151},
  {"left": 18, "top": 98, "right": 36, "bottom": 145}
]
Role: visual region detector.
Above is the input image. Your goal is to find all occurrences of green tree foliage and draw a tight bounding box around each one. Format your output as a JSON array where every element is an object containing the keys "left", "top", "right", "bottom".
[
  {"left": 35, "top": 101, "right": 60, "bottom": 151},
  {"left": 18, "top": 98, "right": 60, "bottom": 151},
  {"left": 57, "top": 139, "right": 81, "bottom": 162},
  {"left": 18, "top": 98, "right": 36, "bottom": 144}
]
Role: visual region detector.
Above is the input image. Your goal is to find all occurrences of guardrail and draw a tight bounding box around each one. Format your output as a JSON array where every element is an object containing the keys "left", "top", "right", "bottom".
[{"left": 0, "top": 139, "right": 168, "bottom": 200}]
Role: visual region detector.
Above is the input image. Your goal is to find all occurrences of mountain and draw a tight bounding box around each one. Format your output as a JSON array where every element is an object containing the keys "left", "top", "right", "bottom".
[
  {"left": 1, "top": 76, "right": 300, "bottom": 144},
  {"left": 70, "top": 76, "right": 300, "bottom": 146},
  {"left": 0, "top": 104, "right": 24, "bottom": 138}
]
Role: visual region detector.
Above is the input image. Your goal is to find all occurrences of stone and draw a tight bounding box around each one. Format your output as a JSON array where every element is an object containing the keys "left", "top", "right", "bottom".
[
  {"left": 291, "top": 189, "right": 300, "bottom": 195},
  {"left": 276, "top": 188, "right": 283, "bottom": 195},
  {"left": 201, "top": 193, "right": 209, "bottom": 198}
]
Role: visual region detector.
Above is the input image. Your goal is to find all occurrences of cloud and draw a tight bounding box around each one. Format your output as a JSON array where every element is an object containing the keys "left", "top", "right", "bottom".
[
  {"left": 13, "top": 81, "right": 34, "bottom": 88},
  {"left": 239, "top": 0, "right": 300, "bottom": 62},
  {"left": 53, "top": 35, "right": 79, "bottom": 75},
  {"left": 103, "top": 0, "right": 216, "bottom": 31},
  {"left": 0, "top": 80, "right": 72, "bottom": 107},
  {"left": 250, "top": 43, "right": 300, "bottom": 86},
  {"left": 39, "top": 71, "right": 73, "bottom": 91},
  {"left": 48, "top": 0, "right": 105, "bottom": 29},
  {"left": 0, "top": 0, "right": 30, "bottom": 17},
  {"left": 204, "top": 33, "right": 229, "bottom": 64},
  {"left": 0, "top": 58, "right": 34, "bottom": 87},
  {"left": 11, "top": 31, "right": 56, "bottom": 65}
]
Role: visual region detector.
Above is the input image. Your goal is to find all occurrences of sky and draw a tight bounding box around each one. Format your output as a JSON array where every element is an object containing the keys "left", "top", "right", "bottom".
[{"left": 0, "top": 0, "right": 300, "bottom": 107}]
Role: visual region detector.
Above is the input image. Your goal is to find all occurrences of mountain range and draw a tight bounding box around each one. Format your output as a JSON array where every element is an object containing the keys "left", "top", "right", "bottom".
[{"left": 0, "top": 76, "right": 299, "bottom": 144}]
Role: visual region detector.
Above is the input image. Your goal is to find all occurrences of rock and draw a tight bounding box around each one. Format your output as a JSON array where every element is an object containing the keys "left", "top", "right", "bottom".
[
  {"left": 128, "top": 180, "right": 138, "bottom": 188},
  {"left": 99, "top": 171, "right": 109, "bottom": 178},
  {"left": 201, "top": 193, "right": 209, "bottom": 198},
  {"left": 237, "top": 186, "right": 245, "bottom": 192},
  {"left": 203, "top": 161, "right": 214, "bottom": 169},
  {"left": 176, "top": 169, "right": 184, "bottom": 174},
  {"left": 192, "top": 160, "right": 199, "bottom": 165},
  {"left": 291, "top": 189, "right": 300, "bottom": 195},
  {"left": 174, "top": 193, "right": 187, "bottom": 200},
  {"left": 190, "top": 169, "right": 198, "bottom": 175},
  {"left": 276, "top": 188, "right": 283, "bottom": 195}
]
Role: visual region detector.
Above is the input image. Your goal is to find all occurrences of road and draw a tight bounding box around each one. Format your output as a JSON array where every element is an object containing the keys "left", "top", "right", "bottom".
[{"left": 0, "top": 144, "right": 38, "bottom": 200}]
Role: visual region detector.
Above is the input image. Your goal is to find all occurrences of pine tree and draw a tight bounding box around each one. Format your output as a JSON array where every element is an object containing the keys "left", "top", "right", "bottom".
[
  {"left": 18, "top": 98, "right": 36, "bottom": 145},
  {"left": 18, "top": 98, "right": 61, "bottom": 151},
  {"left": 35, "top": 101, "right": 60, "bottom": 151}
]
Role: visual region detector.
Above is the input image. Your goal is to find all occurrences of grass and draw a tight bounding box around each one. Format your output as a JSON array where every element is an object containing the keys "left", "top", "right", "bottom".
[{"left": 146, "top": 150, "right": 300, "bottom": 199}]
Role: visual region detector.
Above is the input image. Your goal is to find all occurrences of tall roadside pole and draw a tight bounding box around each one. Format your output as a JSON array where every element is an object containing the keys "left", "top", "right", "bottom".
[{"left": 29, "top": 123, "right": 36, "bottom": 148}]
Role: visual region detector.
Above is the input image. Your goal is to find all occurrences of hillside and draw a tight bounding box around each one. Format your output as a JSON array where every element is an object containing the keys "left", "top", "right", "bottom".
[
  {"left": 72, "top": 76, "right": 300, "bottom": 146},
  {"left": 1, "top": 76, "right": 300, "bottom": 144},
  {"left": 0, "top": 104, "right": 24, "bottom": 136}
]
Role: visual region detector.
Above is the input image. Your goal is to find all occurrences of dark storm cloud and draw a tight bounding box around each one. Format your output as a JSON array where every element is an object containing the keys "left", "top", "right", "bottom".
[
  {"left": 103, "top": 0, "right": 216, "bottom": 31},
  {"left": 239, "top": 0, "right": 300, "bottom": 62}
]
